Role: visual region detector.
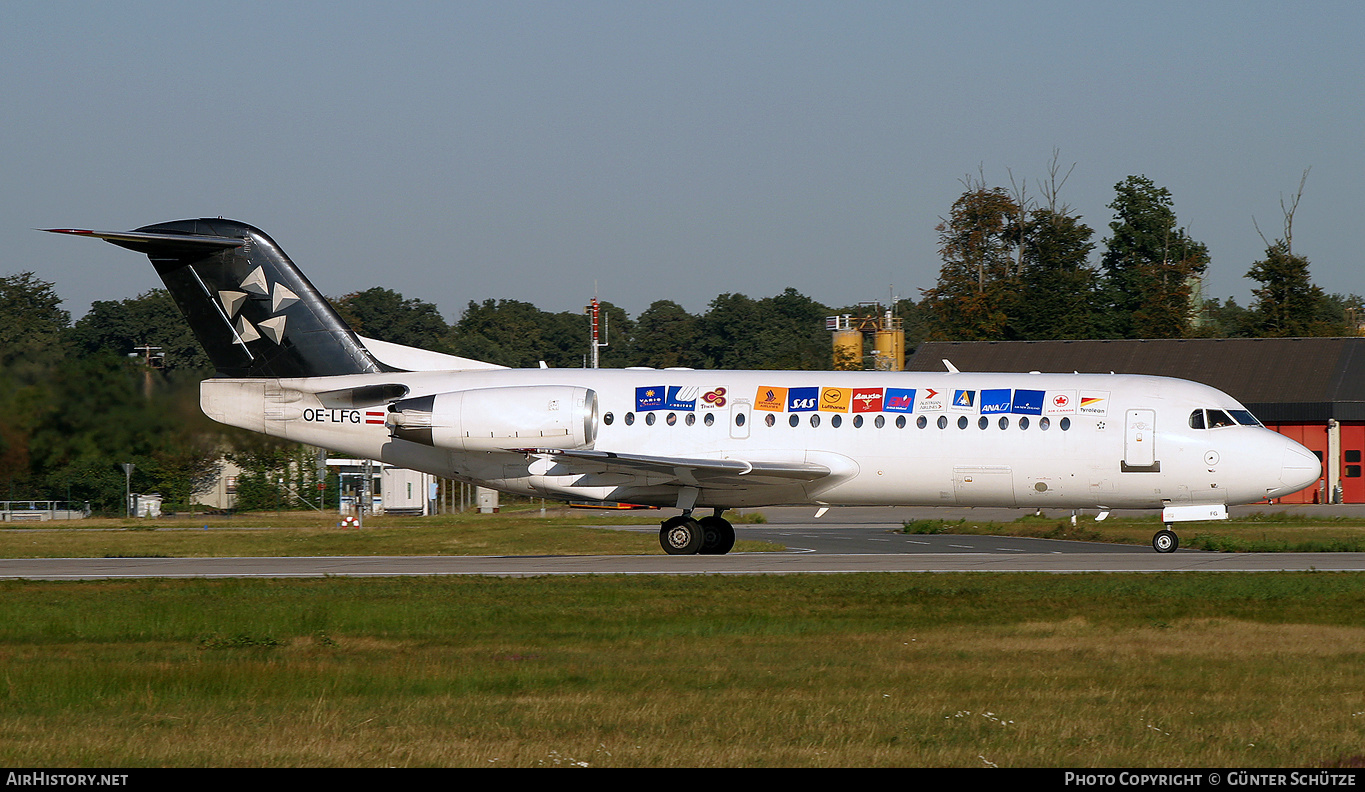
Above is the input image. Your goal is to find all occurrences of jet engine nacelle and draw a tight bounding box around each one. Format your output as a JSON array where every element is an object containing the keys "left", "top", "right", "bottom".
[{"left": 387, "top": 386, "right": 598, "bottom": 451}]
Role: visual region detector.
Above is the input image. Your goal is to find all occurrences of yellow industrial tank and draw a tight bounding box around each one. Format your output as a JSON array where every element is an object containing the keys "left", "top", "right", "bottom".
[
  {"left": 833, "top": 329, "right": 862, "bottom": 370},
  {"left": 873, "top": 328, "right": 904, "bottom": 371}
]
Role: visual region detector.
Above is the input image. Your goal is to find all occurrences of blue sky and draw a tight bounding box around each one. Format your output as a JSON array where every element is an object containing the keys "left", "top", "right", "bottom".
[{"left": 5, "top": 1, "right": 1362, "bottom": 322}]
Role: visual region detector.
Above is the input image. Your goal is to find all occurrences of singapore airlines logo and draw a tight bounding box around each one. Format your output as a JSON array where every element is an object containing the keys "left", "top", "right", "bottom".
[{"left": 216, "top": 265, "right": 299, "bottom": 346}]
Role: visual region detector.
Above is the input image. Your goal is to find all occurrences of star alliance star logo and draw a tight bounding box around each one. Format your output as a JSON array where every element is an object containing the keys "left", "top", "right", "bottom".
[{"left": 216, "top": 265, "right": 298, "bottom": 346}]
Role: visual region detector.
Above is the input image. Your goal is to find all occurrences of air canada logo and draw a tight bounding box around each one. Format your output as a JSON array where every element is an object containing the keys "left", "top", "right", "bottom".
[
  {"left": 217, "top": 265, "right": 299, "bottom": 345},
  {"left": 1045, "top": 391, "right": 1077, "bottom": 416}
]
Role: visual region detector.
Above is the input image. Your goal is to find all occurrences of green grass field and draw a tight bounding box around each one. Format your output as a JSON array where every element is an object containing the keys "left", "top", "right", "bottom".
[
  {"left": 2, "top": 573, "right": 1364, "bottom": 767},
  {"left": 5, "top": 510, "right": 1365, "bottom": 767}
]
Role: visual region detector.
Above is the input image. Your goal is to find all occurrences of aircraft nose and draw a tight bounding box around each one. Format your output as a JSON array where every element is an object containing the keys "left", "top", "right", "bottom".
[{"left": 1272, "top": 438, "right": 1322, "bottom": 498}]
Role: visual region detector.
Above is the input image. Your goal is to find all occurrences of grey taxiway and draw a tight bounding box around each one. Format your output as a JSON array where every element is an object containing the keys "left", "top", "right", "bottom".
[{"left": 4, "top": 506, "right": 1365, "bottom": 580}]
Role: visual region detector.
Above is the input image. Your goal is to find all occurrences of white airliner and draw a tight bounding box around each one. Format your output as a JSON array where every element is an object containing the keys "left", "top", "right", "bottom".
[{"left": 50, "top": 219, "right": 1322, "bottom": 554}]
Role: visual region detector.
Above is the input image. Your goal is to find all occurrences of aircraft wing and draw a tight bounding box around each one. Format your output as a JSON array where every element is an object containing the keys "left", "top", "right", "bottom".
[{"left": 522, "top": 448, "right": 831, "bottom": 489}]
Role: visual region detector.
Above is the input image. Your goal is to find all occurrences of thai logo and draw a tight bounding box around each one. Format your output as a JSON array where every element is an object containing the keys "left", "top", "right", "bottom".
[{"left": 701, "top": 387, "right": 727, "bottom": 408}]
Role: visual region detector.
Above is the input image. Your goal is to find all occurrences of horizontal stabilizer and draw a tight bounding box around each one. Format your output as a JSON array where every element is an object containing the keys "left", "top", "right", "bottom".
[{"left": 45, "top": 227, "right": 245, "bottom": 256}]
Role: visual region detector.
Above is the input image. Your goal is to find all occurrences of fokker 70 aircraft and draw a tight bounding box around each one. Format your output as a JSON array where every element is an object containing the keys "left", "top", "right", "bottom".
[{"left": 50, "top": 219, "right": 1322, "bottom": 554}]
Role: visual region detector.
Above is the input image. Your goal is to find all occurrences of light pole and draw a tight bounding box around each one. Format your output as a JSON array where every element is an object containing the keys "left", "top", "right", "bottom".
[{"left": 121, "top": 463, "right": 134, "bottom": 518}]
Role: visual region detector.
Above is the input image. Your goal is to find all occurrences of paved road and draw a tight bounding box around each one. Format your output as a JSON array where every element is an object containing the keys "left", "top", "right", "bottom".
[{"left": 4, "top": 504, "right": 1363, "bottom": 579}]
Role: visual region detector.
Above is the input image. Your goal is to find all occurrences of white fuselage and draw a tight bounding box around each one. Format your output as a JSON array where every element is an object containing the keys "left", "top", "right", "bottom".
[{"left": 201, "top": 367, "right": 1321, "bottom": 513}]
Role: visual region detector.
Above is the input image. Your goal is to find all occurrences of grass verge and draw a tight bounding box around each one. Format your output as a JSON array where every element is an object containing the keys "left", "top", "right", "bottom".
[
  {"left": 903, "top": 513, "right": 1365, "bottom": 552},
  {"left": 1, "top": 573, "right": 1364, "bottom": 767}
]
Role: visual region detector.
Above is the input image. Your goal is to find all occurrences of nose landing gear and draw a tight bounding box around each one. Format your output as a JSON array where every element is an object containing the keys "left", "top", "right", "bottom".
[{"left": 1152, "top": 526, "right": 1179, "bottom": 553}]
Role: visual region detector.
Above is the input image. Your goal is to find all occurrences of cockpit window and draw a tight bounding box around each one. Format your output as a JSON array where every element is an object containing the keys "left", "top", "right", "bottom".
[{"left": 1192, "top": 408, "right": 1259, "bottom": 429}]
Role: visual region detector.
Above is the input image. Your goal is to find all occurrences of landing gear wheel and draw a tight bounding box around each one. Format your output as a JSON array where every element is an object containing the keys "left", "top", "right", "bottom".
[
  {"left": 660, "top": 516, "right": 705, "bottom": 555},
  {"left": 698, "top": 515, "right": 736, "bottom": 555},
  {"left": 1153, "top": 529, "right": 1179, "bottom": 554}
]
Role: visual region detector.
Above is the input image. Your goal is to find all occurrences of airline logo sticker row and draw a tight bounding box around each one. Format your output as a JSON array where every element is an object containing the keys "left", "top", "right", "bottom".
[{"left": 635, "top": 386, "right": 1108, "bottom": 416}]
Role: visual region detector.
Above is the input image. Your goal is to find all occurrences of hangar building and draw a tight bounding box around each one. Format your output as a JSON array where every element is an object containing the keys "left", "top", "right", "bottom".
[{"left": 907, "top": 338, "right": 1365, "bottom": 504}]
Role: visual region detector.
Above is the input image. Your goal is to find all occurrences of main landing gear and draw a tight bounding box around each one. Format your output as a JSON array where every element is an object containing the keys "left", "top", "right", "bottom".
[
  {"left": 660, "top": 510, "right": 736, "bottom": 555},
  {"left": 1152, "top": 526, "right": 1180, "bottom": 553}
]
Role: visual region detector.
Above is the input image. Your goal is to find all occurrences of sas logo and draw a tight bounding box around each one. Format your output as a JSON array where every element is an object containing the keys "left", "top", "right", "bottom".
[
  {"left": 819, "top": 387, "right": 850, "bottom": 412},
  {"left": 851, "top": 388, "right": 884, "bottom": 413},
  {"left": 635, "top": 386, "right": 665, "bottom": 411},
  {"left": 755, "top": 386, "right": 788, "bottom": 412},
  {"left": 787, "top": 387, "right": 819, "bottom": 412},
  {"left": 884, "top": 387, "right": 915, "bottom": 413}
]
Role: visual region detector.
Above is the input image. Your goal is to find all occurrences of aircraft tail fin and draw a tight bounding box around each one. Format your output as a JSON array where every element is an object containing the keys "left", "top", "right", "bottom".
[{"left": 48, "top": 219, "right": 387, "bottom": 378}]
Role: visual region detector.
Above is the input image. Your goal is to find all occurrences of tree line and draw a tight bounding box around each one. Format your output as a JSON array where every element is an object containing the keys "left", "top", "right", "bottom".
[{"left": 1, "top": 167, "right": 1356, "bottom": 512}]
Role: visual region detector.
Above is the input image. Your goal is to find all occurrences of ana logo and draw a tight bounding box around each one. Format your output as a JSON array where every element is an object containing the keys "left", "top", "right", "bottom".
[{"left": 980, "top": 389, "right": 1013, "bottom": 414}]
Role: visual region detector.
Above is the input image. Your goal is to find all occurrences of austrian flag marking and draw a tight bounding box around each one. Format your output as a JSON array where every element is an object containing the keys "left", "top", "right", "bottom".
[{"left": 365, "top": 411, "right": 386, "bottom": 425}]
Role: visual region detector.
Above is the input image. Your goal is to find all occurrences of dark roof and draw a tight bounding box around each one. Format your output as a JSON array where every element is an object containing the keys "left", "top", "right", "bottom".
[{"left": 907, "top": 338, "right": 1365, "bottom": 422}]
